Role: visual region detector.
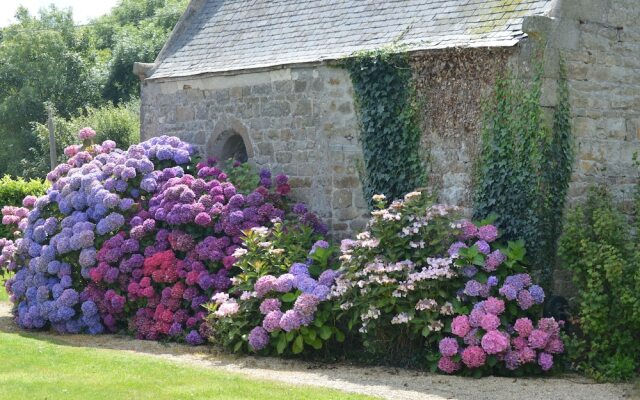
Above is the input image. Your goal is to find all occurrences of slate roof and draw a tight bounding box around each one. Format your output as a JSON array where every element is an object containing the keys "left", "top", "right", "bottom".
[{"left": 148, "top": 0, "right": 555, "bottom": 80}]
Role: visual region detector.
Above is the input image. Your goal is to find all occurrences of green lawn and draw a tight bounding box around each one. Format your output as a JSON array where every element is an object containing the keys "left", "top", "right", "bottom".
[
  {"left": 0, "top": 280, "right": 7, "bottom": 301},
  {"left": 0, "top": 331, "right": 373, "bottom": 400}
]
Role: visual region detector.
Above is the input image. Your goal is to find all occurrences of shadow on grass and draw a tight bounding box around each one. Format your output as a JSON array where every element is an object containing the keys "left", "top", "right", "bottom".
[{"left": 0, "top": 301, "right": 634, "bottom": 400}]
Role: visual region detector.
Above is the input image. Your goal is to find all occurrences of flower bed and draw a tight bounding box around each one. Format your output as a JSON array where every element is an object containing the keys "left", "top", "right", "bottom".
[
  {"left": 2, "top": 128, "right": 323, "bottom": 343},
  {"left": 330, "top": 192, "right": 563, "bottom": 375},
  {"left": 0, "top": 127, "right": 564, "bottom": 378}
]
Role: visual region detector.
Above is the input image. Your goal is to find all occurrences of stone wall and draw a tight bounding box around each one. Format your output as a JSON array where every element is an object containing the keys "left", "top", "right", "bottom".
[
  {"left": 526, "top": 0, "right": 640, "bottom": 208},
  {"left": 410, "top": 48, "right": 515, "bottom": 211},
  {"left": 140, "top": 65, "right": 369, "bottom": 238},
  {"left": 521, "top": 0, "right": 640, "bottom": 294}
]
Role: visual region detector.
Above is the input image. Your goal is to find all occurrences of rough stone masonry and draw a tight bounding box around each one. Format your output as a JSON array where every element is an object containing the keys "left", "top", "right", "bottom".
[{"left": 139, "top": 0, "right": 640, "bottom": 243}]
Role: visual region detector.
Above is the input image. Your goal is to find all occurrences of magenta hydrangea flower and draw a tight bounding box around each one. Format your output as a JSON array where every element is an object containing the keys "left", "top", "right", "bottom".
[
  {"left": 461, "top": 345, "right": 486, "bottom": 368},
  {"left": 504, "top": 351, "right": 520, "bottom": 370},
  {"left": 512, "top": 336, "right": 528, "bottom": 350},
  {"left": 194, "top": 212, "right": 211, "bottom": 226},
  {"left": 538, "top": 317, "right": 561, "bottom": 336},
  {"left": 481, "top": 330, "right": 509, "bottom": 354},
  {"left": 468, "top": 307, "right": 485, "bottom": 328},
  {"left": 293, "top": 293, "right": 320, "bottom": 317},
  {"left": 484, "top": 249, "right": 505, "bottom": 272},
  {"left": 514, "top": 318, "right": 534, "bottom": 337},
  {"left": 438, "top": 356, "right": 461, "bottom": 374},
  {"left": 451, "top": 315, "right": 471, "bottom": 337},
  {"left": 464, "top": 328, "right": 481, "bottom": 346},
  {"left": 274, "top": 273, "right": 295, "bottom": 292},
  {"left": 477, "top": 225, "right": 498, "bottom": 242},
  {"left": 545, "top": 337, "right": 564, "bottom": 354},
  {"left": 528, "top": 329, "right": 550, "bottom": 349},
  {"left": 438, "top": 337, "right": 459, "bottom": 357},
  {"left": 460, "top": 220, "right": 478, "bottom": 240}
]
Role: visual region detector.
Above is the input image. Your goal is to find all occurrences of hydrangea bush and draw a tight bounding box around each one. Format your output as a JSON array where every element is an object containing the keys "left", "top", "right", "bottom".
[
  {"left": 207, "top": 222, "right": 343, "bottom": 355},
  {"left": 332, "top": 191, "right": 564, "bottom": 375},
  {"left": 3, "top": 128, "right": 322, "bottom": 344}
]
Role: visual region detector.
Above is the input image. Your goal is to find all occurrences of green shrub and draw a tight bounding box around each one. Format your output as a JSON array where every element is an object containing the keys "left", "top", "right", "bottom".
[
  {"left": 0, "top": 175, "right": 48, "bottom": 239},
  {"left": 558, "top": 187, "right": 640, "bottom": 381},
  {"left": 22, "top": 101, "right": 140, "bottom": 178}
]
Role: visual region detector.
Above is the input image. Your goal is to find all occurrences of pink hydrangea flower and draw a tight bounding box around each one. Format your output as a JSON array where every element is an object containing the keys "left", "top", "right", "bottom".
[
  {"left": 483, "top": 297, "right": 505, "bottom": 315},
  {"left": 439, "top": 337, "right": 459, "bottom": 357},
  {"left": 461, "top": 345, "right": 486, "bottom": 368},
  {"left": 514, "top": 317, "right": 534, "bottom": 337},
  {"left": 481, "top": 330, "right": 510, "bottom": 354},
  {"left": 460, "top": 220, "right": 478, "bottom": 240},
  {"left": 477, "top": 224, "right": 498, "bottom": 242},
  {"left": 518, "top": 346, "right": 537, "bottom": 364},
  {"left": 512, "top": 335, "right": 528, "bottom": 350},
  {"left": 451, "top": 315, "right": 471, "bottom": 337},
  {"left": 484, "top": 250, "right": 505, "bottom": 272},
  {"left": 79, "top": 127, "right": 97, "bottom": 140},
  {"left": 545, "top": 337, "right": 564, "bottom": 354},
  {"left": 480, "top": 313, "right": 500, "bottom": 331},
  {"left": 438, "top": 356, "right": 461, "bottom": 374}
]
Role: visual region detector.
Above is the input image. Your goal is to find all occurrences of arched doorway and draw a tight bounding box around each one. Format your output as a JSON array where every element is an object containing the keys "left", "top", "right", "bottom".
[
  {"left": 219, "top": 132, "right": 248, "bottom": 163},
  {"left": 207, "top": 127, "right": 252, "bottom": 163}
]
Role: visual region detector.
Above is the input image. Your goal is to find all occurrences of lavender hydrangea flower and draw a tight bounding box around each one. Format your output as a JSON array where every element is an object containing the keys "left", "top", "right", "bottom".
[
  {"left": 248, "top": 326, "right": 269, "bottom": 351},
  {"left": 262, "top": 310, "right": 284, "bottom": 332},
  {"left": 279, "top": 310, "right": 304, "bottom": 332},
  {"left": 293, "top": 293, "right": 320, "bottom": 316},
  {"left": 474, "top": 240, "right": 491, "bottom": 255}
]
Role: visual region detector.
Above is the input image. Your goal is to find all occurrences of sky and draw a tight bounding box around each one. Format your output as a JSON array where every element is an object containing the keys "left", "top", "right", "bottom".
[{"left": 0, "top": 0, "right": 119, "bottom": 27}]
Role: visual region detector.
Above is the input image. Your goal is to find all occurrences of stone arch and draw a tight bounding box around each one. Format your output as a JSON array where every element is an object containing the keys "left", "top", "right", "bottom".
[{"left": 207, "top": 118, "right": 254, "bottom": 163}]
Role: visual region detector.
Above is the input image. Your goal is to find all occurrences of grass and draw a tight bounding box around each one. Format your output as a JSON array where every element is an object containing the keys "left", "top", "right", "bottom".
[
  {"left": 0, "top": 279, "right": 372, "bottom": 400},
  {"left": 0, "top": 276, "right": 8, "bottom": 302},
  {"left": 0, "top": 331, "right": 373, "bottom": 400}
]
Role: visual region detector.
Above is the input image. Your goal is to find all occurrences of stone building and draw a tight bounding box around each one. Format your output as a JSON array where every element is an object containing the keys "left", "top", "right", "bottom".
[{"left": 136, "top": 0, "right": 640, "bottom": 239}]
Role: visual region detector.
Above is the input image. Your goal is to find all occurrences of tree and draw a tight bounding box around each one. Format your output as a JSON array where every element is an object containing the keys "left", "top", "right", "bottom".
[{"left": 0, "top": 6, "right": 100, "bottom": 176}]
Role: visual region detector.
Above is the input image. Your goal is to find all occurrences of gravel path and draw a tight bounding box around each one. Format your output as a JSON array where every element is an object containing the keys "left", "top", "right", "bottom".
[{"left": 0, "top": 302, "right": 636, "bottom": 400}]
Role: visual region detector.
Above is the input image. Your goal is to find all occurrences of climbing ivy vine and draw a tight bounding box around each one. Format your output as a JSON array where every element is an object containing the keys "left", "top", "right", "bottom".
[
  {"left": 473, "top": 59, "right": 573, "bottom": 288},
  {"left": 342, "top": 49, "right": 426, "bottom": 207}
]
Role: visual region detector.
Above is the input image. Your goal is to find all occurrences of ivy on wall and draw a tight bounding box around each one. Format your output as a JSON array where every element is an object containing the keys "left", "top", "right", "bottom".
[
  {"left": 342, "top": 49, "right": 426, "bottom": 207},
  {"left": 473, "top": 60, "right": 573, "bottom": 288}
]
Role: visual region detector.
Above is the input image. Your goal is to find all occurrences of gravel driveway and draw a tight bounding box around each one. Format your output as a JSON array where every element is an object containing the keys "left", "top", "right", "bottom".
[{"left": 0, "top": 302, "right": 636, "bottom": 400}]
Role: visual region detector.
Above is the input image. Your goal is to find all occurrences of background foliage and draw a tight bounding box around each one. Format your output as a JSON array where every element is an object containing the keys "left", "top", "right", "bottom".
[
  {"left": 0, "top": 176, "right": 48, "bottom": 239},
  {"left": 0, "top": 0, "right": 188, "bottom": 178},
  {"left": 558, "top": 187, "right": 640, "bottom": 381},
  {"left": 343, "top": 49, "right": 426, "bottom": 206},
  {"left": 473, "top": 61, "right": 573, "bottom": 289},
  {"left": 25, "top": 101, "right": 140, "bottom": 178}
]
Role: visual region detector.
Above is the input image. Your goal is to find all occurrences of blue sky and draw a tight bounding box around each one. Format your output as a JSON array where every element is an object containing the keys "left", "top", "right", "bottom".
[{"left": 0, "top": 0, "right": 119, "bottom": 27}]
